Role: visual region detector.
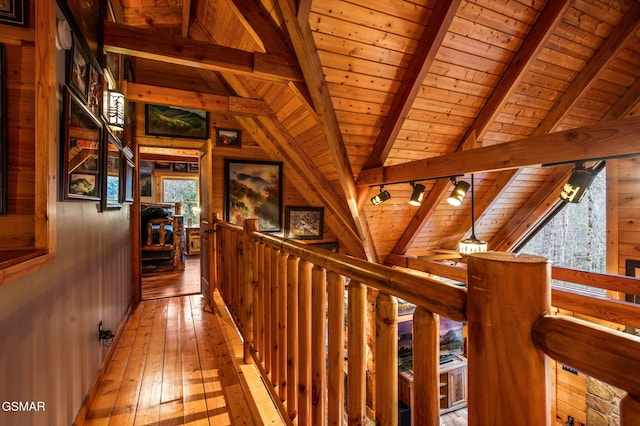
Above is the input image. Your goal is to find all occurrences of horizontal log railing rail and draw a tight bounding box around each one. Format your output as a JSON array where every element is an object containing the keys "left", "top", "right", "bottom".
[{"left": 212, "top": 218, "right": 640, "bottom": 425}]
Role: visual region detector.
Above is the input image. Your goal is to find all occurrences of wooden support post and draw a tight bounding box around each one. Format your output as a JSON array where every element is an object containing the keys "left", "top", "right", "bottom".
[
  {"left": 287, "top": 255, "right": 300, "bottom": 421},
  {"left": 278, "top": 251, "right": 289, "bottom": 401},
  {"left": 298, "top": 260, "right": 313, "bottom": 425},
  {"left": 348, "top": 281, "right": 367, "bottom": 425},
  {"left": 311, "top": 266, "right": 327, "bottom": 426},
  {"left": 271, "top": 248, "right": 281, "bottom": 388},
  {"left": 621, "top": 394, "right": 640, "bottom": 426},
  {"left": 328, "top": 272, "right": 346, "bottom": 426},
  {"left": 242, "top": 219, "right": 259, "bottom": 364},
  {"left": 412, "top": 308, "right": 440, "bottom": 425},
  {"left": 467, "top": 252, "right": 551, "bottom": 426},
  {"left": 375, "top": 293, "right": 398, "bottom": 426},
  {"left": 256, "top": 242, "right": 265, "bottom": 362}
]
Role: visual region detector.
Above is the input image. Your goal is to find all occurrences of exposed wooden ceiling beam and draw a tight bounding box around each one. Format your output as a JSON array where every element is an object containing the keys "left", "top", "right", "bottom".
[
  {"left": 122, "top": 6, "right": 183, "bottom": 28},
  {"left": 389, "top": 0, "right": 571, "bottom": 255},
  {"left": 361, "top": 0, "right": 461, "bottom": 170},
  {"left": 124, "top": 82, "right": 271, "bottom": 116},
  {"left": 103, "top": 21, "right": 304, "bottom": 84},
  {"left": 277, "top": 0, "right": 378, "bottom": 261},
  {"left": 182, "top": 0, "right": 191, "bottom": 37},
  {"left": 358, "top": 115, "right": 640, "bottom": 186}
]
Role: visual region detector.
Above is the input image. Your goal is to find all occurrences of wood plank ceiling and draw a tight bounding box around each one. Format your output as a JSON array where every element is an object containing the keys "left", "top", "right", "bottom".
[{"left": 107, "top": 0, "right": 640, "bottom": 262}]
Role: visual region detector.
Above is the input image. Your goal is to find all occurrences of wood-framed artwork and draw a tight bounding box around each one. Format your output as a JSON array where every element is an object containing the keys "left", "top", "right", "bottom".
[
  {"left": 285, "top": 206, "right": 324, "bottom": 240},
  {"left": 0, "top": 44, "right": 5, "bottom": 215},
  {"left": 122, "top": 146, "right": 134, "bottom": 203},
  {"left": 154, "top": 161, "right": 171, "bottom": 170},
  {"left": 87, "top": 64, "right": 101, "bottom": 119},
  {"left": 66, "top": 35, "right": 89, "bottom": 101},
  {"left": 139, "top": 161, "right": 153, "bottom": 198},
  {"left": 0, "top": 0, "right": 26, "bottom": 27},
  {"left": 102, "top": 130, "right": 122, "bottom": 210},
  {"left": 172, "top": 162, "right": 188, "bottom": 173},
  {"left": 188, "top": 162, "right": 199, "bottom": 173},
  {"left": 224, "top": 159, "right": 282, "bottom": 232},
  {"left": 57, "top": 0, "right": 103, "bottom": 70},
  {"left": 216, "top": 128, "right": 241, "bottom": 148},
  {"left": 145, "top": 104, "right": 209, "bottom": 140},
  {"left": 61, "top": 86, "right": 103, "bottom": 201}
]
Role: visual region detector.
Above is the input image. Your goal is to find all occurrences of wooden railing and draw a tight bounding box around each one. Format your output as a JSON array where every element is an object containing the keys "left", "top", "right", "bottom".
[{"left": 212, "top": 219, "right": 640, "bottom": 425}]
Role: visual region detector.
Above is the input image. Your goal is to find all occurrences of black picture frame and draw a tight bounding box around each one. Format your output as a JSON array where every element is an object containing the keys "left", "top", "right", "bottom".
[
  {"left": 57, "top": 0, "right": 103, "bottom": 70},
  {"left": 0, "top": 0, "right": 26, "bottom": 27},
  {"left": 285, "top": 206, "right": 324, "bottom": 240},
  {"left": 66, "top": 36, "right": 89, "bottom": 102},
  {"left": 224, "top": 159, "right": 282, "bottom": 232},
  {"left": 102, "top": 130, "right": 122, "bottom": 210},
  {"left": 172, "top": 162, "right": 188, "bottom": 173},
  {"left": 61, "top": 86, "right": 103, "bottom": 201},
  {"left": 188, "top": 162, "right": 199, "bottom": 173},
  {"left": 145, "top": 104, "right": 209, "bottom": 140},
  {"left": 0, "top": 44, "right": 5, "bottom": 215},
  {"left": 139, "top": 161, "right": 152, "bottom": 198},
  {"left": 216, "top": 128, "right": 241, "bottom": 148}
]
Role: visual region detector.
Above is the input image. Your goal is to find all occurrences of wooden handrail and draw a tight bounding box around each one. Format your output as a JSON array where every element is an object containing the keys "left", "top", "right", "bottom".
[{"left": 213, "top": 218, "right": 640, "bottom": 426}]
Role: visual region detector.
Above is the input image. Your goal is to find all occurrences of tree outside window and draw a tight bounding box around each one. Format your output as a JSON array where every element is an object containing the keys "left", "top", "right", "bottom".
[{"left": 162, "top": 177, "right": 199, "bottom": 225}]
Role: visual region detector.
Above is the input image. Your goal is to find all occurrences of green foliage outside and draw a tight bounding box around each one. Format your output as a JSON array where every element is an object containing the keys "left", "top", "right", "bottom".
[{"left": 163, "top": 179, "right": 199, "bottom": 225}]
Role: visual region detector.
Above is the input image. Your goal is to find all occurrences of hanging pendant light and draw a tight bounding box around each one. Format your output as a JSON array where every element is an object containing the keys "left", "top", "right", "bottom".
[{"left": 458, "top": 174, "right": 488, "bottom": 255}]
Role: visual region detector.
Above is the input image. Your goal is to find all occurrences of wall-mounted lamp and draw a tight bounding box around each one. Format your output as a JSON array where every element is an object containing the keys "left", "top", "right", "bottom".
[
  {"left": 98, "top": 321, "right": 115, "bottom": 348},
  {"left": 106, "top": 90, "right": 125, "bottom": 131},
  {"left": 559, "top": 162, "right": 600, "bottom": 203},
  {"left": 409, "top": 182, "right": 426, "bottom": 206},
  {"left": 371, "top": 186, "right": 391, "bottom": 206},
  {"left": 447, "top": 178, "right": 470, "bottom": 206},
  {"left": 458, "top": 174, "right": 488, "bottom": 255}
]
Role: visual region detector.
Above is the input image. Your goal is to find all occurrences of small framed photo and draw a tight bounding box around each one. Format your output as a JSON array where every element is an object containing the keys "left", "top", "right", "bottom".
[
  {"left": 0, "top": 0, "right": 26, "bottom": 27},
  {"left": 173, "top": 162, "right": 188, "bottom": 172},
  {"left": 216, "top": 128, "right": 241, "bottom": 148},
  {"left": 66, "top": 36, "right": 89, "bottom": 102},
  {"left": 285, "top": 206, "right": 324, "bottom": 240},
  {"left": 61, "top": 87, "right": 103, "bottom": 201},
  {"left": 189, "top": 162, "right": 199, "bottom": 173},
  {"left": 154, "top": 161, "right": 171, "bottom": 170}
]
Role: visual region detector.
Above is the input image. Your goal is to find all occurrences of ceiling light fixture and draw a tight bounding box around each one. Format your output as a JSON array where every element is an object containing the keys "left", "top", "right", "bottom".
[
  {"left": 371, "top": 186, "right": 391, "bottom": 206},
  {"left": 559, "top": 162, "right": 601, "bottom": 203},
  {"left": 409, "top": 182, "right": 426, "bottom": 206},
  {"left": 447, "top": 178, "right": 470, "bottom": 206},
  {"left": 459, "top": 174, "right": 488, "bottom": 255}
]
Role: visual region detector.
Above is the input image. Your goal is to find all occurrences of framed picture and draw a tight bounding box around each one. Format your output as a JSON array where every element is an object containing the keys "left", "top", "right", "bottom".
[
  {"left": 154, "top": 161, "right": 171, "bottom": 170},
  {"left": 139, "top": 161, "right": 152, "bottom": 198},
  {"left": 0, "top": 0, "right": 26, "bottom": 27},
  {"left": 0, "top": 44, "right": 5, "bottom": 215},
  {"left": 188, "top": 162, "right": 199, "bottom": 173},
  {"left": 61, "top": 87, "right": 103, "bottom": 201},
  {"left": 66, "top": 36, "right": 89, "bottom": 102},
  {"left": 145, "top": 104, "right": 209, "bottom": 139},
  {"left": 102, "top": 130, "right": 122, "bottom": 209},
  {"left": 309, "top": 241, "right": 339, "bottom": 252},
  {"left": 57, "top": 0, "right": 103, "bottom": 70},
  {"left": 122, "top": 147, "right": 134, "bottom": 203},
  {"left": 224, "top": 159, "right": 282, "bottom": 232},
  {"left": 285, "top": 206, "right": 324, "bottom": 240},
  {"left": 216, "top": 128, "right": 241, "bottom": 148},
  {"left": 87, "top": 64, "right": 101, "bottom": 119},
  {"left": 172, "top": 162, "right": 188, "bottom": 172}
]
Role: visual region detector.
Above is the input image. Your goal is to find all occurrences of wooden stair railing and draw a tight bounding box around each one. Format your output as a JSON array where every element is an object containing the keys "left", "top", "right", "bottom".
[{"left": 213, "top": 218, "right": 640, "bottom": 426}]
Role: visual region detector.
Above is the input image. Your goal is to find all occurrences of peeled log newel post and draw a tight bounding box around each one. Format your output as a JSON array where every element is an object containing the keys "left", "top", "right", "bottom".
[{"left": 467, "top": 252, "right": 551, "bottom": 426}]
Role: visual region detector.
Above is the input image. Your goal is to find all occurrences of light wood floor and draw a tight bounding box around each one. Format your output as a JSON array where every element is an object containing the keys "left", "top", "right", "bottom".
[
  {"left": 82, "top": 294, "right": 282, "bottom": 425},
  {"left": 142, "top": 256, "right": 201, "bottom": 300}
]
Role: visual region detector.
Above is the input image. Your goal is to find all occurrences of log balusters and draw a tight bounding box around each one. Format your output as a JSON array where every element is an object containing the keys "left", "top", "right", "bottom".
[
  {"left": 375, "top": 293, "right": 398, "bottom": 425},
  {"left": 327, "top": 272, "right": 346, "bottom": 426},
  {"left": 348, "top": 281, "right": 367, "bottom": 425},
  {"left": 311, "top": 266, "right": 327, "bottom": 426}
]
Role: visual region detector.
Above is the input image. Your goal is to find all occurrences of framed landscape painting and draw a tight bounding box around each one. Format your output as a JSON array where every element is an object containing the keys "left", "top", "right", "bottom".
[
  {"left": 61, "top": 86, "right": 103, "bottom": 201},
  {"left": 145, "top": 104, "right": 209, "bottom": 139},
  {"left": 216, "top": 128, "right": 241, "bottom": 148},
  {"left": 224, "top": 159, "right": 282, "bottom": 232},
  {"left": 285, "top": 206, "right": 324, "bottom": 240}
]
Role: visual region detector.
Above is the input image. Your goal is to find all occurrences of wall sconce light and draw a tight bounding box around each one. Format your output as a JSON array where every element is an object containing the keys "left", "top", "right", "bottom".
[
  {"left": 371, "top": 186, "right": 391, "bottom": 206},
  {"left": 98, "top": 321, "right": 115, "bottom": 348},
  {"left": 559, "top": 162, "right": 600, "bottom": 203},
  {"left": 447, "top": 178, "right": 470, "bottom": 206},
  {"left": 458, "top": 174, "right": 488, "bottom": 255},
  {"left": 106, "top": 90, "right": 125, "bottom": 131},
  {"left": 409, "top": 182, "right": 426, "bottom": 206}
]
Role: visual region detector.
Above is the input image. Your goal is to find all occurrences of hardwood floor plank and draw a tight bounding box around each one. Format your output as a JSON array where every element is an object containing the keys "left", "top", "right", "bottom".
[
  {"left": 134, "top": 299, "right": 168, "bottom": 425},
  {"left": 142, "top": 256, "right": 201, "bottom": 300},
  {"left": 159, "top": 298, "right": 184, "bottom": 424}
]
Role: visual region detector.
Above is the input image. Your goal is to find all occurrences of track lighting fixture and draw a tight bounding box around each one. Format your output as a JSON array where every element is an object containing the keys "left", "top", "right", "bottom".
[
  {"left": 409, "top": 182, "right": 426, "bottom": 206},
  {"left": 371, "top": 186, "right": 391, "bottom": 206},
  {"left": 559, "top": 162, "right": 601, "bottom": 203},
  {"left": 447, "top": 178, "right": 470, "bottom": 206}
]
